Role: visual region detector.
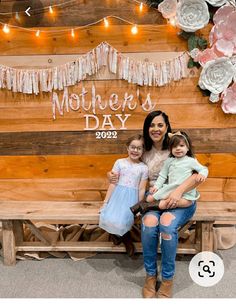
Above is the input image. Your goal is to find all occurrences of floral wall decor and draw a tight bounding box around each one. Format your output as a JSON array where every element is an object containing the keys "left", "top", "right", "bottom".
[{"left": 146, "top": 0, "right": 236, "bottom": 114}]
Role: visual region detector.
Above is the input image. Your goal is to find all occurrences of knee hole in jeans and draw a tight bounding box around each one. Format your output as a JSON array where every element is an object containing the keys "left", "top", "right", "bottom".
[
  {"left": 143, "top": 214, "right": 159, "bottom": 227},
  {"left": 160, "top": 232, "right": 172, "bottom": 240},
  {"left": 160, "top": 212, "right": 176, "bottom": 227}
]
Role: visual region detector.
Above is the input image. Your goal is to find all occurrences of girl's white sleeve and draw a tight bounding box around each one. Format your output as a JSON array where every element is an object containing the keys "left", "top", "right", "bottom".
[
  {"left": 192, "top": 158, "right": 209, "bottom": 177},
  {"left": 112, "top": 159, "right": 121, "bottom": 174}
]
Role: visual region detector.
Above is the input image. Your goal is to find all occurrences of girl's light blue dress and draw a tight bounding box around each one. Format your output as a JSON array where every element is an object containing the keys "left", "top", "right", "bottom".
[{"left": 99, "top": 158, "right": 148, "bottom": 236}]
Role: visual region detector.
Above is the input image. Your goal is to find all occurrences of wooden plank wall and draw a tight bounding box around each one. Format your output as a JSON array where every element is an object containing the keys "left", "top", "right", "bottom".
[{"left": 0, "top": 1, "right": 235, "bottom": 205}]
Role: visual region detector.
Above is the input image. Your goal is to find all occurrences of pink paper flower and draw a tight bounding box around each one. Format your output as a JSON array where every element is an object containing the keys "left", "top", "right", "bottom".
[
  {"left": 215, "top": 39, "right": 234, "bottom": 57},
  {"left": 194, "top": 48, "right": 218, "bottom": 66},
  {"left": 221, "top": 83, "right": 236, "bottom": 114},
  {"left": 213, "top": 5, "right": 235, "bottom": 25}
]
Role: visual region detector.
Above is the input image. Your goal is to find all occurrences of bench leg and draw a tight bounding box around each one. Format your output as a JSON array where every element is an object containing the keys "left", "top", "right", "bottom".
[
  {"left": 201, "top": 221, "right": 214, "bottom": 252},
  {"left": 2, "top": 220, "right": 16, "bottom": 266},
  {"left": 13, "top": 220, "right": 24, "bottom": 243}
]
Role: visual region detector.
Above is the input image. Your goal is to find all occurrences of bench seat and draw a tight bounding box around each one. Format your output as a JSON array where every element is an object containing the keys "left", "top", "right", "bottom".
[{"left": 0, "top": 200, "right": 236, "bottom": 265}]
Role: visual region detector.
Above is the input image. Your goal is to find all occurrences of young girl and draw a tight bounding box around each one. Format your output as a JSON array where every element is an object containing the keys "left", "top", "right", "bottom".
[
  {"left": 131, "top": 131, "right": 208, "bottom": 215},
  {"left": 147, "top": 131, "right": 208, "bottom": 209},
  {"left": 99, "top": 134, "right": 148, "bottom": 256}
]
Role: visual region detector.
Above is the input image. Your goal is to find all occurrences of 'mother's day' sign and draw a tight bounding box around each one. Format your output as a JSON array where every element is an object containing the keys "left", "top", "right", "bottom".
[{"left": 52, "top": 85, "right": 156, "bottom": 130}]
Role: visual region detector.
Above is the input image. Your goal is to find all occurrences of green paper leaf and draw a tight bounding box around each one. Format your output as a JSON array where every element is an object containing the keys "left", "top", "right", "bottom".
[
  {"left": 188, "top": 35, "right": 199, "bottom": 51},
  {"left": 198, "top": 37, "right": 208, "bottom": 50},
  {"left": 178, "top": 30, "right": 192, "bottom": 40}
]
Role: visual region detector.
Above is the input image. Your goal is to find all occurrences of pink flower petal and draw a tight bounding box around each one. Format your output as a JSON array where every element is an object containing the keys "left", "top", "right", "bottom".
[
  {"left": 227, "top": 11, "right": 236, "bottom": 33},
  {"left": 209, "top": 25, "right": 217, "bottom": 46},
  {"left": 215, "top": 39, "right": 234, "bottom": 57},
  {"left": 195, "top": 48, "right": 218, "bottom": 66},
  {"left": 213, "top": 5, "right": 234, "bottom": 25},
  {"left": 221, "top": 83, "right": 236, "bottom": 114}
]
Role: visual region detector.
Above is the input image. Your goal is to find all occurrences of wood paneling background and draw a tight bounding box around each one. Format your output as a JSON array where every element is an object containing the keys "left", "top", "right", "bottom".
[{"left": 0, "top": 1, "right": 235, "bottom": 205}]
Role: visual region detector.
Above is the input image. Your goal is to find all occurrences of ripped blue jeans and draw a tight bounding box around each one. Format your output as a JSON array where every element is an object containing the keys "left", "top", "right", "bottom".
[{"left": 141, "top": 202, "right": 196, "bottom": 280}]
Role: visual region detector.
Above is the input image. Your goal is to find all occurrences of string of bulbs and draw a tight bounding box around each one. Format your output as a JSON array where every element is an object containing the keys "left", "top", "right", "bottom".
[{"left": 0, "top": 1, "right": 153, "bottom": 37}]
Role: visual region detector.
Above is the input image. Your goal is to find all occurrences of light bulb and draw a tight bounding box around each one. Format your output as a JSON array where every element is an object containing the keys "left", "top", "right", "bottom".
[
  {"left": 131, "top": 24, "right": 138, "bottom": 35},
  {"left": 169, "top": 17, "right": 176, "bottom": 27},
  {"left": 71, "top": 29, "right": 75, "bottom": 37},
  {"left": 104, "top": 18, "right": 109, "bottom": 27},
  {"left": 49, "top": 6, "right": 54, "bottom": 14},
  {"left": 139, "top": 2, "right": 143, "bottom": 12},
  {"left": 3, "top": 24, "right": 10, "bottom": 34},
  {"left": 15, "top": 12, "right": 20, "bottom": 21},
  {"left": 35, "top": 30, "right": 40, "bottom": 37}
]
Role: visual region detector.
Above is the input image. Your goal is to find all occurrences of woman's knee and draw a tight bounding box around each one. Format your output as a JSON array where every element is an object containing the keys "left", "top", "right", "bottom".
[
  {"left": 143, "top": 214, "right": 159, "bottom": 227},
  {"left": 159, "top": 212, "right": 177, "bottom": 240}
]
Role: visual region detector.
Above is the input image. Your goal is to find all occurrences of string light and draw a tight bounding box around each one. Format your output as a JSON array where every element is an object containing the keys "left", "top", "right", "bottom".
[
  {"left": 2, "top": 24, "right": 10, "bottom": 33},
  {"left": 35, "top": 30, "right": 40, "bottom": 37},
  {"left": 49, "top": 6, "right": 54, "bottom": 14},
  {"left": 15, "top": 12, "right": 20, "bottom": 21},
  {"left": 0, "top": 0, "right": 155, "bottom": 16},
  {"left": 131, "top": 24, "right": 138, "bottom": 34},
  {"left": 139, "top": 2, "right": 143, "bottom": 12},
  {"left": 104, "top": 17, "right": 109, "bottom": 27},
  {"left": 169, "top": 17, "right": 177, "bottom": 27}
]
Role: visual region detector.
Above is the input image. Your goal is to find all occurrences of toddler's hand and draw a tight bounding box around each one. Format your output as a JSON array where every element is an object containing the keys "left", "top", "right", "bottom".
[
  {"left": 196, "top": 174, "right": 206, "bottom": 183},
  {"left": 149, "top": 186, "right": 158, "bottom": 194}
]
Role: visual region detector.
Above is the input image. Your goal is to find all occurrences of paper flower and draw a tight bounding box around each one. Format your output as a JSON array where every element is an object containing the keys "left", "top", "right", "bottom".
[
  {"left": 176, "top": 0, "right": 210, "bottom": 32},
  {"left": 194, "top": 48, "right": 218, "bottom": 66},
  {"left": 205, "top": 0, "right": 228, "bottom": 7},
  {"left": 221, "top": 83, "right": 236, "bottom": 114},
  {"left": 209, "top": 10, "right": 236, "bottom": 57},
  {"left": 158, "top": 0, "right": 177, "bottom": 19},
  {"left": 213, "top": 5, "right": 235, "bottom": 25},
  {"left": 209, "top": 93, "right": 220, "bottom": 103},
  {"left": 199, "top": 57, "right": 234, "bottom": 94},
  {"left": 189, "top": 48, "right": 200, "bottom": 59}
]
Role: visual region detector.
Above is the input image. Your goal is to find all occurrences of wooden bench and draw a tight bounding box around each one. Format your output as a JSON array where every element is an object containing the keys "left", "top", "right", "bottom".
[{"left": 0, "top": 200, "right": 236, "bottom": 265}]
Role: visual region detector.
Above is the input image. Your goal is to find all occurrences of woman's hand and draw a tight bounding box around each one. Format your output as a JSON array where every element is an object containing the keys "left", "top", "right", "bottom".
[
  {"left": 165, "top": 188, "right": 183, "bottom": 208},
  {"left": 107, "top": 171, "right": 119, "bottom": 184}
]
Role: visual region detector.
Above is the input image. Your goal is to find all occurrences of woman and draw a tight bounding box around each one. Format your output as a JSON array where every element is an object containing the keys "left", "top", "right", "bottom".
[{"left": 109, "top": 110, "right": 198, "bottom": 298}]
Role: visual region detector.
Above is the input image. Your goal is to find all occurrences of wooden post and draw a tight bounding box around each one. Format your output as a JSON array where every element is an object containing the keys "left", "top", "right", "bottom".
[
  {"left": 201, "top": 221, "right": 214, "bottom": 252},
  {"left": 13, "top": 220, "right": 24, "bottom": 244},
  {"left": 2, "top": 220, "right": 16, "bottom": 266}
]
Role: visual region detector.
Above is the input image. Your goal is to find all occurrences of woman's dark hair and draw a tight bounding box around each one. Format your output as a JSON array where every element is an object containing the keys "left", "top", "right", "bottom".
[
  {"left": 169, "top": 131, "right": 195, "bottom": 158},
  {"left": 143, "top": 110, "right": 172, "bottom": 151},
  {"left": 126, "top": 134, "right": 144, "bottom": 147}
]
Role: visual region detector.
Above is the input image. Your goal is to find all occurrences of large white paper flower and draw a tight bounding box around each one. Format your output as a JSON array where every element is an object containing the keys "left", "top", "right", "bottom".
[
  {"left": 199, "top": 57, "right": 235, "bottom": 94},
  {"left": 205, "top": 0, "right": 227, "bottom": 7},
  {"left": 176, "top": 0, "right": 210, "bottom": 32},
  {"left": 158, "top": 0, "right": 177, "bottom": 19}
]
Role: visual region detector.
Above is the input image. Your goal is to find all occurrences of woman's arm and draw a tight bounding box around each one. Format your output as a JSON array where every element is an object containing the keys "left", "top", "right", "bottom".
[
  {"left": 107, "top": 171, "right": 119, "bottom": 184},
  {"left": 139, "top": 179, "right": 148, "bottom": 201},
  {"left": 165, "top": 173, "right": 199, "bottom": 207}
]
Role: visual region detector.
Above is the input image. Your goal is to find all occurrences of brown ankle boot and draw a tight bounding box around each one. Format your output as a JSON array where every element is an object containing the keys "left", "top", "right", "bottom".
[
  {"left": 122, "top": 232, "right": 135, "bottom": 257},
  {"left": 142, "top": 275, "right": 157, "bottom": 298},
  {"left": 156, "top": 279, "right": 173, "bottom": 298}
]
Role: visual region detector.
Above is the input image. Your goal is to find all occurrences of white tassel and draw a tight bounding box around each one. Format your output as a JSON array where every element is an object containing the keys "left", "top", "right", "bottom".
[{"left": 0, "top": 43, "right": 189, "bottom": 94}]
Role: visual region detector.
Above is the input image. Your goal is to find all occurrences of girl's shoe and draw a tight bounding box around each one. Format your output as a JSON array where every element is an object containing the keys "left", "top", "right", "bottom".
[
  {"left": 110, "top": 234, "right": 122, "bottom": 245},
  {"left": 130, "top": 200, "right": 161, "bottom": 216},
  {"left": 121, "top": 231, "right": 135, "bottom": 257}
]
